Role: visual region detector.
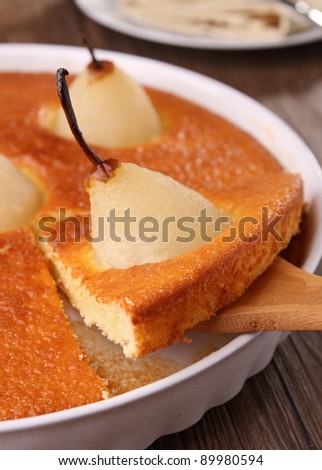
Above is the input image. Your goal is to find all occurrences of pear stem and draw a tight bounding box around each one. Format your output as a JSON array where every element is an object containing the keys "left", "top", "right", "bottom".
[
  {"left": 80, "top": 35, "right": 102, "bottom": 70},
  {"left": 56, "top": 68, "right": 105, "bottom": 169}
]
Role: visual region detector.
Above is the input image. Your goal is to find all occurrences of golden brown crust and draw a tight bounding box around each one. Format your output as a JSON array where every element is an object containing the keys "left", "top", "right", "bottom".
[
  {"left": 0, "top": 73, "right": 282, "bottom": 218},
  {"left": 0, "top": 227, "right": 107, "bottom": 421}
]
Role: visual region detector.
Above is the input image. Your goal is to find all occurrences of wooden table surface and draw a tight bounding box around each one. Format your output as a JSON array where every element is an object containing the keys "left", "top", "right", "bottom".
[{"left": 1, "top": 0, "right": 321, "bottom": 450}]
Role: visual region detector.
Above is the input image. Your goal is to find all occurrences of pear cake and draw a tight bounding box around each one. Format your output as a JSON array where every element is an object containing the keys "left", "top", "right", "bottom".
[{"left": 0, "top": 56, "right": 303, "bottom": 415}]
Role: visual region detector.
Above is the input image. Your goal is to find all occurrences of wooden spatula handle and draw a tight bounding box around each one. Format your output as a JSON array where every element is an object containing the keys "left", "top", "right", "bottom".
[{"left": 194, "top": 257, "right": 322, "bottom": 333}]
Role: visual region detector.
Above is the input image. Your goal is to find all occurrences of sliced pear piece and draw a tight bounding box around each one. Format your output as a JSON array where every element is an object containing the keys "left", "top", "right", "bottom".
[
  {"left": 0, "top": 154, "right": 41, "bottom": 232},
  {"left": 53, "top": 60, "right": 162, "bottom": 148},
  {"left": 87, "top": 162, "right": 227, "bottom": 268},
  {"left": 55, "top": 67, "right": 227, "bottom": 269}
]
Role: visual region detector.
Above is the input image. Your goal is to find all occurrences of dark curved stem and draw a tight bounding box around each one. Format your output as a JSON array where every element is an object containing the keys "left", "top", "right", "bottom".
[
  {"left": 79, "top": 35, "right": 102, "bottom": 70},
  {"left": 56, "top": 68, "right": 104, "bottom": 168}
]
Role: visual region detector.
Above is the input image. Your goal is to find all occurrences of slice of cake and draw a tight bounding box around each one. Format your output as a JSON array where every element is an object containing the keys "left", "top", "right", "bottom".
[
  {"left": 40, "top": 67, "right": 303, "bottom": 359},
  {"left": 43, "top": 171, "right": 302, "bottom": 358},
  {"left": 0, "top": 227, "right": 107, "bottom": 421}
]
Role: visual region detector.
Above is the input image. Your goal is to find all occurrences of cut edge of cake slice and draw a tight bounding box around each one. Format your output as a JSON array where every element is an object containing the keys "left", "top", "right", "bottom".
[{"left": 42, "top": 172, "right": 303, "bottom": 358}]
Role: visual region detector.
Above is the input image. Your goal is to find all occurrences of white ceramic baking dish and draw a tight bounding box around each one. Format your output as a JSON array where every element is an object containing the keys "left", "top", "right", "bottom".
[{"left": 0, "top": 44, "right": 321, "bottom": 450}]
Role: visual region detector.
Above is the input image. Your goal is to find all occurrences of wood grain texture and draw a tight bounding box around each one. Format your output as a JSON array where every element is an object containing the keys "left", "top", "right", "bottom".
[
  {"left": 151, "top": 332, "right": 322, "bottom": 450},
  {"left": 0, "top": 0, "right": 321, "bottom": 450},
  {"left": 196, "top": 257, "right": 322, "bottom": 332}
]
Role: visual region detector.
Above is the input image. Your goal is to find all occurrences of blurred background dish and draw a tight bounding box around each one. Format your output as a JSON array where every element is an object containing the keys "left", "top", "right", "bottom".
[{"left": 75, "top": 0, "right": 322, "bottom": 49}]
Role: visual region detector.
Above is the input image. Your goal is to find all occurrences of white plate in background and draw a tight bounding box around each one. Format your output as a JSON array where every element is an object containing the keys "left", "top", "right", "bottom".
[
  {"left": 75, "top": 0, "right": 322, "bottom": 50},
  {"left": 0, "top": 44, "right": 322, "bottom": 449}
]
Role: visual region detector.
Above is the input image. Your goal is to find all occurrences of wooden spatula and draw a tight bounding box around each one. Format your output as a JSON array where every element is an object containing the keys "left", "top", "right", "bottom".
[{"left": 194, "top": 256, "right": 322, "bottom": 333}]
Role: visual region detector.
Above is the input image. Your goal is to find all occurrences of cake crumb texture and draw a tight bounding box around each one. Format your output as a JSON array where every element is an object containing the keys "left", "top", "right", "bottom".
[{"left": 0, "top": 227, "right": 107, "bottom": 421}]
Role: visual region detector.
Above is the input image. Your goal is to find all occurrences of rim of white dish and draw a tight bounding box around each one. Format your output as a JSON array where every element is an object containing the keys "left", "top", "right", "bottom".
[
  {"left": 1, "top": 330, "right": 260, "bottom": 432},
  {"left": 0, "top": 43, "right": 322, "bottom": 433}
]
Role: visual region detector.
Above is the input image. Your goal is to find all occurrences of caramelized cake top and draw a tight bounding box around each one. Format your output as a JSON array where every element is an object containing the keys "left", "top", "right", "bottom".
[
  {"left": 0, "top": 73, "right": 283, "bottom": 218},
  {"left": 0, "top": 227, "right": 107, "bottom": 421}
]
